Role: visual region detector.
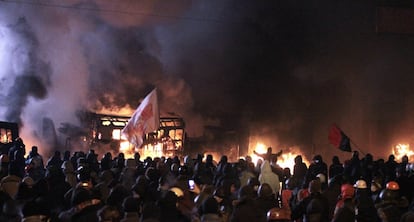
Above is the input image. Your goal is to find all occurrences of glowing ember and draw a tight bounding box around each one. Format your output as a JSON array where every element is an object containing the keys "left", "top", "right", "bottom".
[{"left": 393, "top": 143, "right": 414, "bottom": 162}]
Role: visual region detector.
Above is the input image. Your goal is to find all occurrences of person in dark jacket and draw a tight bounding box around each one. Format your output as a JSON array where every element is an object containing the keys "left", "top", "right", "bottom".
[
  {"left": 230, "top": 185, "right": 266, "bottom": 222},
  {"left": 293, "top": 155, "right": 308, "bottom": 190},
  {"left": 291, "top": 179, "right": 329, "bottom": 222},
  {"left": 400, "top": 202, "right": 414, "bottom": 222},
  {"left": 353, "top": 179, "right": 380, "bottom": 222},
  {"left": 120, "top": 196, "right": 141, "bottom": 222},
  {"left": 384, "top": 154, "right": 398, "bottom": 182},
  {"left": 328, "top": 156, "right": 343, "bottom": 180},
  {"left": 158, "top": 190, "right": 190, "bottom": 222},
  {"left": 322, "top": 175, "right": 342, "bottom": 220},
  {"left": 331, "top": 198, "right": 355, "bottom": 222},
  {"left": 46, "top": 151, "right": 63, "bottom": 169},
  {"left": 255, "top": 183, "right": 278, "bottom": 218},
  {"left": 305, "top": 155, "right": 327, "bottom": 186},
  {"left": 59, "top": 187, "right": 102, "bottom": 222},
  {"left": 199, "top": 196, "right": 223, "bottom": 222}
]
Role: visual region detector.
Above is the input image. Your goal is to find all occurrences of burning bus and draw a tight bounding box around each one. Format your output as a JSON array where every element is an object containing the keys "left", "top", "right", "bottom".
[{"left": 82, "top": 113, "right": 185, "bottom": 158}]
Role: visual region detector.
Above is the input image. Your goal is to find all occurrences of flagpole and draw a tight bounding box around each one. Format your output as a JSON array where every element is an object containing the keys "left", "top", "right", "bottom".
[
  {"left": 341, "top": 126, "right": 366, "bottom": 156},
  {"left": 349, "top": 139, "right": 366, "bottom": 156}
]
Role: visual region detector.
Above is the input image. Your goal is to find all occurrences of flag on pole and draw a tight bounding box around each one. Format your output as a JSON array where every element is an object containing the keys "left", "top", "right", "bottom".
[
  {"left": 328, "top": 124, "right": 352, "bottom": 152},
  {"left": 122, "top": 89, "right": 159, "bottom": 147}
]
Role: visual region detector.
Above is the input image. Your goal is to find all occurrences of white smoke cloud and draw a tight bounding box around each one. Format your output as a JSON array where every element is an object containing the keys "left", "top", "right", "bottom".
[{"left": 0, "top": 1, "right": 202, "bottom": 156}]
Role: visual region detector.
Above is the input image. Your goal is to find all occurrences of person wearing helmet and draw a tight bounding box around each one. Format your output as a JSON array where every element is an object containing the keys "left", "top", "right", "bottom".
[
  {"left": 267, "top": 207, "right": 291, "bottom": 222},
  {"left": 370, "top": 177, "right": 383, "bottom": 204},
  {"left": 281, "top": 177, "right": 296, "bottom": 212},
  {"left": 395, "top": 165, "right": 412, "bottom": 202},
  {"left": 321, "top": 175, "right": 343, "bottom": 221},
  {"left": 291, "top": 179, "right": 329, "bottom": 222},
  {"left": 353, "top": 179, "right": 379, "bottom": 222},
  {"left": 376, "top": 181, "right": 409, "bottom": 222},
  {"left": 305, "top": 155, "right": 327, "bottom": 187},
  {"left": 332, "top": 195, "right": 355, "bottom": 222},
  {"left": 333, "top": 184, "right": 355, "bottom": 220},
  {"left": 316, "top": 173, "right": 327, "bottom": 191}
]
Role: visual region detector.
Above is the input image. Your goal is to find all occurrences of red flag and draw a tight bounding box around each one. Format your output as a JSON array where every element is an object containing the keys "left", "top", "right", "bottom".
[
  {"left": 122, "top": 89, "right": 159, "bottom": 147},
  {"left": 328, "top": 124, "right": 352, "bottom": 152}
]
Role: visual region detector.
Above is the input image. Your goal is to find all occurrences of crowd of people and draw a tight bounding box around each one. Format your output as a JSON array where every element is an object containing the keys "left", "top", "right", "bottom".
[{"left": 1, "top": 138, "right": 414, "bottom": 222}]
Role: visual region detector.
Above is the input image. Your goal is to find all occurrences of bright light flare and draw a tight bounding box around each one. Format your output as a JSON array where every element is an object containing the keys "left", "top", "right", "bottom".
[
  {"left": 251, "top": 142, "right": 268, "bottom": 165},
  {"left": 393, "top": 143, "right": 414, "bottom": 161},
  {"left": 277, "top": 152, "right": 298, "bottom": 172}
]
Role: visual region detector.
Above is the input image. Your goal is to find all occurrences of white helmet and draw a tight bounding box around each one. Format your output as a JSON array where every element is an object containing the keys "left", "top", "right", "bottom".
[
  {"left": 169, "top": 187, "right": 184, "bottom": 198},
  {"left": 316, "top": 173, "right": 326, "bottom": 184},
  {"left": 354, "top": 179, "right": 367, "bottom": 189}
]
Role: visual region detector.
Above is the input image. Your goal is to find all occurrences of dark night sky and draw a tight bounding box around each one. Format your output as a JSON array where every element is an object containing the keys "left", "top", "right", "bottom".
[{"left": 1, "top": 0, "right": 414, "bottom": 160}]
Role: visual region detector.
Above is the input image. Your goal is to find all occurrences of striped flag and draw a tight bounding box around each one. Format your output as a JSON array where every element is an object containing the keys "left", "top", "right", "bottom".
[
  {"left": 328, "top": 124, "right": 352, "bottom": 152},
  {"left": 122, "top": 89, "right": 159, "bottom": 147}
]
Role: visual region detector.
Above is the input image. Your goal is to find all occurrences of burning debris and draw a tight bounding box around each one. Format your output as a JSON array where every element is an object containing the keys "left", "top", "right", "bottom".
[
  {"left": 393, "top": 143, "right": 414, "bottom": 162},
  {"left": 2, "top": 1, "right": 414, "bottom": 160}
]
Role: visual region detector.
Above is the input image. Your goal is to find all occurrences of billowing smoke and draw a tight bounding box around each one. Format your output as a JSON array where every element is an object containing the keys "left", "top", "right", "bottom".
[
  {"left": 1, "top": 1, "right": 414, "bottom": 161},
  {"left": 0, "top": 1, "right": 199, "bottom": 156},
  {"left": 1, "top": 18, "right": 50, "bottom": 124}
]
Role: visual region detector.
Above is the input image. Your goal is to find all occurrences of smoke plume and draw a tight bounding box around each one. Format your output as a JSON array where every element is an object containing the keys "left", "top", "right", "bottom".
[{"left": 1, "top": 0, "right": 414, "bottom": 160}]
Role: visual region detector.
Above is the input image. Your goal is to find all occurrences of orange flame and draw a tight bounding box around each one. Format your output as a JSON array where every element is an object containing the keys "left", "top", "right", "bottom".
[
  {"left": 393, "top": 143, "right": 414, "bottom": 161},
  {"left": 250, "top": 142, "right": 309, "bottom": 172}
]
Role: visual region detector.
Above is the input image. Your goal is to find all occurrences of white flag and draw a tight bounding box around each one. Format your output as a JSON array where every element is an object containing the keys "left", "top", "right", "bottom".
[{"left": 122, "top": 89, "right": 159, "bottom": 147}]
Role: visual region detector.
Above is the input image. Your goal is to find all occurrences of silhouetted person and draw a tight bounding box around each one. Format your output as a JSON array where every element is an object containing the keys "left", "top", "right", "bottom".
[{"left": 253, "top": 147, "right": 282, "bottom": 162}]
